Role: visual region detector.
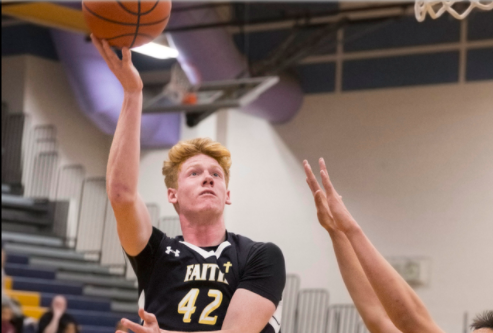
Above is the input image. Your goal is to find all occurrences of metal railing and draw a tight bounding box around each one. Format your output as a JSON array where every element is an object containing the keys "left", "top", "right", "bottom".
[
  {"left": 100, "top": 199, "right": 126, "bottom": 269},
  {"left": 28, "top": 152, "right": 59, "bottom": 198},
  {"left": 146, "top": 204, "right": 161, "bottom": 227},
  {"left": 296, "top": 289, "right": 330, "bottom": 333},
  {"left": 327, "top": 304, "right": 369, "bottom": 333},
  {"left": 282, "top": 274, "right": 301, "bottom": 333},
  {"left": 159, "top": 216, "right": 181, "bottom": 238},
  {"left": 53, "top": 165, "right": 85, "bottom": 245},
  {"left": 2, "top": 112, "right": 27, "bottom": 185},
  {"left": 24, "top": 125, "right": 58, "bottom": 198},
  {"left": 75, "top": 177, "right": 107, "bottom": 256}
]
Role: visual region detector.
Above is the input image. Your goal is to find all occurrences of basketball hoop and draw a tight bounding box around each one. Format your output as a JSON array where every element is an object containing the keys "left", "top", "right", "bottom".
[
  {"left": 415, "top": 0, "right": 493, "bottom": 21},
  {"left": 161, "top": 63, "right": 198, "bottom": 106}
]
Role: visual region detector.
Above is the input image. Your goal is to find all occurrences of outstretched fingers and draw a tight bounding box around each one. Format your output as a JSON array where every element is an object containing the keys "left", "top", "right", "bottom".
[
  {"left": 318, "top": 158, "right": 338, "bottom": 198},
  {"left": 303, "top": 160, "right": 322, "bottom": 196},
  {"left": 121, "top": 318, "right": 145, "bottom": 333}
]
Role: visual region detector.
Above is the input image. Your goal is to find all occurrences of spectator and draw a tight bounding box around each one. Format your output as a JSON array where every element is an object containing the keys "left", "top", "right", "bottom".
[
  {"left": 2, "top": 304, "right": 16, "bottom": 333},
  {"left": 37, "top": 296, "right": 79, "bottom": 333},
  {"left": 2, "top": 247, "right": 24, "bottom": 333}
]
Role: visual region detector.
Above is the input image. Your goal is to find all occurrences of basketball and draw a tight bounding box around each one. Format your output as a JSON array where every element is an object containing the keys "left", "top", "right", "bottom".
[{"left": 82, "top": 0, "right": 172, "bottom": 49}]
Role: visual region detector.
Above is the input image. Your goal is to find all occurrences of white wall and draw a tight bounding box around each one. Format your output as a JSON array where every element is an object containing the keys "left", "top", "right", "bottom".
[
  {"left": 23, "top": 55, "right": 112, "bottom": 177},
  {"left": 2, "top": 55, "right": 111, "bottom": 178},
  {"left": 223, "top": 109, "right": 332, "bottom": 287},
  {"left": 273, "top": 82, "right": 493, "bottom": 332}
]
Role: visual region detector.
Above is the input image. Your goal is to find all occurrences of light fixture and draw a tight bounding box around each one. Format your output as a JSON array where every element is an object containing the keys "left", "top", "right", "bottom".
[{"left": 132, "top": 42, "right": 179, "bottom": 59}]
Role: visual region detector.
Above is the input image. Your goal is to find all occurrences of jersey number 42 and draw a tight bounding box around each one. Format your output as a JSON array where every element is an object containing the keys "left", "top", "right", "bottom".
[{"left": 178, "top": 289, "right": 223, "bottom": 325}]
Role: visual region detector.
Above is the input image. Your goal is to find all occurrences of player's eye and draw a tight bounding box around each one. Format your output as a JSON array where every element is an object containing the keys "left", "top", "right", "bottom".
[
  {"left": 213, "top": 173, "right": 219, "bottom": 177},
  {"left": 191, "top": 172, "right": 197, "bottom": 176}
]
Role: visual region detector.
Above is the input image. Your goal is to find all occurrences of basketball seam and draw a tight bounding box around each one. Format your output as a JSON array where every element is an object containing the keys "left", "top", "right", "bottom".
[
  {"left": 104, "top": 33, "right": 155, "bottom": 41},
  {"left": 83, "top": 2, "right": 170, "bottom": 27},
  {"left": 130, "top": 0, "right": 141, "bottom": 48},
  {"left": 116, "top": 0, "right": 160, "bottom": 16}
]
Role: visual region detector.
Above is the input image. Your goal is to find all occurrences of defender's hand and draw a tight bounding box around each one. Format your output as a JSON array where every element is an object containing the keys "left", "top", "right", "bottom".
[
  {"left": 91, "top": 34, "right": 143, "bottom": 93},
  {"left": 317, "top": 158, "right": 359, "bottom": 234},
  {"left": 118, "top": 309, "right": 164, "bottom": 333},
  {"left": 304, "top": 160, "right": 337, "bottom": 232}
]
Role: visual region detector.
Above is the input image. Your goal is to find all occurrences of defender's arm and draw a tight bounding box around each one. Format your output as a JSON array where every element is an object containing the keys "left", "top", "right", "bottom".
[
  {"left": 304, "top": 161, "right": 401, "bottom": 333},
  {"left": 313, "top": 158, "right": 446, "bottom": 333},
  {"left": 91, "top": 36, "right": 152, "bottom": 256}
]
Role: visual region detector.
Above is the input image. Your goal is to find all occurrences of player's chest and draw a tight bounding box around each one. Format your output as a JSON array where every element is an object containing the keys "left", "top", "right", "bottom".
[{"left": 153, "top": 242, "right": 241, "bottom": 293}]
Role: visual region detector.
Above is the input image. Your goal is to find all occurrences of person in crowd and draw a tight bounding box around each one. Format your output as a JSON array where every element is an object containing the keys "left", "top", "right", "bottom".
[
  {"left": 2, "top": 304, "right": 16, "bottom": 333},
  {"left": 37, "top": 296, "right": 79, "bottom": 333},
  {"left": 303, "top": 158, "right": 491, "bottom": 333},
  {"left": 91, "top": 34, "right": 285, "bottom": 333}
]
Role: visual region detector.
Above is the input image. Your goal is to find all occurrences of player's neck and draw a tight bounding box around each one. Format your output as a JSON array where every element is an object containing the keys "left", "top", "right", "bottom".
[{"left": 179, "top": 213, "right": 226, "bottom": 247}]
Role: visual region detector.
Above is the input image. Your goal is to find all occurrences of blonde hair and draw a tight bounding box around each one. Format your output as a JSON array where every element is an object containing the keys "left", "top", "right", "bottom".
[{"left": 162, "top": 138, "right": 232, "bottom": 189}]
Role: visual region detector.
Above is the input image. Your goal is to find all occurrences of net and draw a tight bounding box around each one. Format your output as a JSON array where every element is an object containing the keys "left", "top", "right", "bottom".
[
  {"left": 415, "top": 0, "right": 493, "bottom": 21},
  {"left": 161, "top": 63, "right": 197, "bottom": 105}
]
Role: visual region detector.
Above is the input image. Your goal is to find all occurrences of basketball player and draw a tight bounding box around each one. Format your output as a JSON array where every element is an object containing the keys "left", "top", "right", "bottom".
[
  {"left": 304, "top": 158, "right": 491, "bottom": 333},
  {"left": 90, "top": 36, "right": 285, "bottom": 333},
  {"left": 470, "top": 311, "right": 493, "bottom": 332}
]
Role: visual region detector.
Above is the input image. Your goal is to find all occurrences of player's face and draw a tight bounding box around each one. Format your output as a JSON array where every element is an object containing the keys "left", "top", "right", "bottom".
[{"left": 169, "top": 154, "right": 231, "bottom": 217}]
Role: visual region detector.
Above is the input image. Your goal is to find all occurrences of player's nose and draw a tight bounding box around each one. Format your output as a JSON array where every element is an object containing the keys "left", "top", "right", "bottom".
[{"left": 203, "top": 174, "right": 214, "bottom": 186}]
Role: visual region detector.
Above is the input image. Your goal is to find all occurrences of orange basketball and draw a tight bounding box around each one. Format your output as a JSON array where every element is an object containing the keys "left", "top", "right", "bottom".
[{"left": 82, "top": 1, "right": 172, "bottom": 49}]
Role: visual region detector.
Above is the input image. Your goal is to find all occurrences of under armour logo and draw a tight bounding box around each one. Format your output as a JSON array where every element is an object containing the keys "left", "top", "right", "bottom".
[{"left": 166, "top": 246, "right": 180, "bottom": 257}]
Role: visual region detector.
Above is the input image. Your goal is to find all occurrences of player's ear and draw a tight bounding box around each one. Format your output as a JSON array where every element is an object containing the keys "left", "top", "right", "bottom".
[
  {"left": 168, "top": 188, "right": 178, "bottom": 204},
  {"left": 225, "top": 189, "right": 232, "bottom": 205}
]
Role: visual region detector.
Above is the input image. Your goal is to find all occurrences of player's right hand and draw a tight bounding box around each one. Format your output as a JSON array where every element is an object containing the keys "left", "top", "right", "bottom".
[
  {"left": 118, "top": 309, "right": 164, "bottom": 333},
  {"left": 91, "top": 34, "right": 143, "bottom": 93}
]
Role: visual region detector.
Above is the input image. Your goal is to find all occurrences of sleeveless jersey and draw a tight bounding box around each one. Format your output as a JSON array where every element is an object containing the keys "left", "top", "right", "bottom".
[{"left": 128, "top": 227, "right": 286, "bottom": 332}]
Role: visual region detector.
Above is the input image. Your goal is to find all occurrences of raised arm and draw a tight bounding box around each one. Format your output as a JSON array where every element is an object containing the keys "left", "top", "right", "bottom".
[
  {"left": 91, "top": 36, "right": 152, "bottom": 256},
  {"left": 119, "top": 290, "right": 276, "bottom": 333},
  {"left": 304, "top": 161, "right": 401, "bottom": 333},
  {"left": 311, "top": 158, "right": 446, "bottom": 333}
]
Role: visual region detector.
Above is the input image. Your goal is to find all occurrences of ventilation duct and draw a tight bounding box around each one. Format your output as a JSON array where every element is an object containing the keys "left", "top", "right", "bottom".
[
  {"left": 167, "top": 3, "right": 304, "bottom": 123},
  {"left": 51, "top": 29, "right": 181, "bottom": 148}
]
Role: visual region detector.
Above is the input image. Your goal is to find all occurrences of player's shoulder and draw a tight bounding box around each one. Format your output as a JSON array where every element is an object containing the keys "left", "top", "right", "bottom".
[{"left": 226, "top": 231, "right": 284, "bottom": 260}]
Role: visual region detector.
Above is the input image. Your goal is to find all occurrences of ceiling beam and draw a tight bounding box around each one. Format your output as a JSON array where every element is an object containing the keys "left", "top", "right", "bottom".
[{"left": 2, "top": 2, "right": 89, "bottom": 34}]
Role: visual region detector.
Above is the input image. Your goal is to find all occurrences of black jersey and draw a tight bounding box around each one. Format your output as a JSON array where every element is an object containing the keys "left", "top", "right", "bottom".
[{"left": 128, "top": 227, "right": 286, "bottom": 332}]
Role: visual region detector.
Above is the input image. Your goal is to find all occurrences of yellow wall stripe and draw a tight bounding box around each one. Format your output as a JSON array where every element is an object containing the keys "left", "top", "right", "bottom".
[
  {"left": 4, "top": 276, "right": 12, "bottom": 290},
  {"left": 22, "top": 306, "right": 48, "bottom": 320},
  {"left": 2, "top": 2, "right": 90, "bottom": 34},
  {"left": 4, "top": 290, "right": 41, "bottom": 307}
]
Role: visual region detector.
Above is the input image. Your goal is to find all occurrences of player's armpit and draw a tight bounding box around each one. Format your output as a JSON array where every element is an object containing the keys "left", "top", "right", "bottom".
[
  {"left": 221, "top": 288, "right": 277, "bottom": 333},
  {"left": 112, "top": 193, "right": 153, "bottom": 256}
]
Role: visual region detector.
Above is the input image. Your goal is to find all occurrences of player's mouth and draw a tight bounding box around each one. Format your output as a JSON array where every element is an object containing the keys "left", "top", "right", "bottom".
[{"left": 199, "top": 190, "right": 216, "bottom": 197}]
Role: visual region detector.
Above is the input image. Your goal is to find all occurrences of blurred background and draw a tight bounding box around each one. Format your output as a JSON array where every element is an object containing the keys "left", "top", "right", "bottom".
[{"left": 1, "top": 2, "right": 492, "bottom": 333}]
